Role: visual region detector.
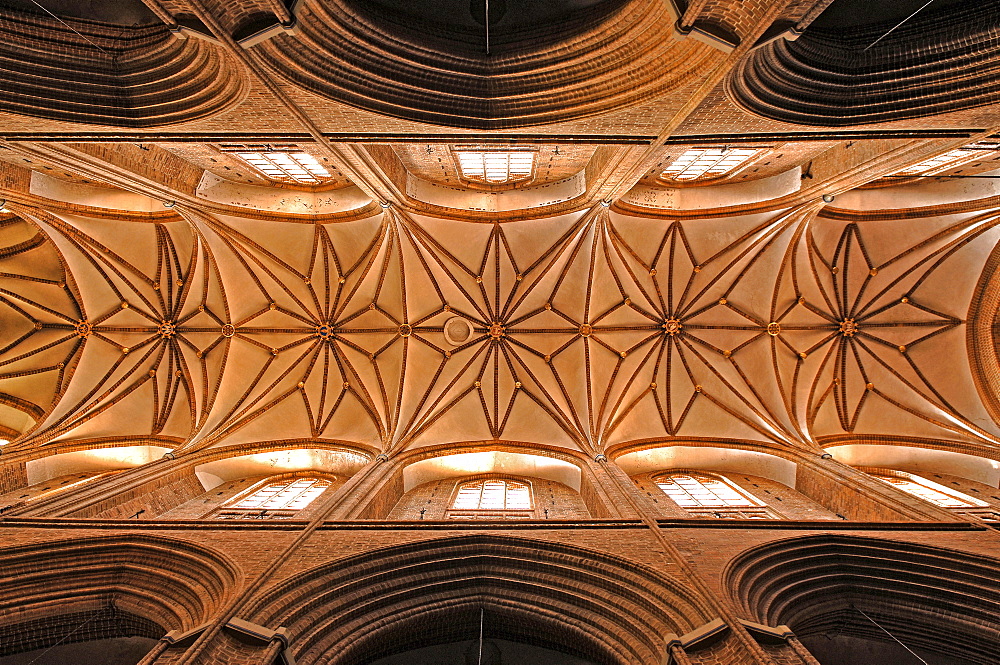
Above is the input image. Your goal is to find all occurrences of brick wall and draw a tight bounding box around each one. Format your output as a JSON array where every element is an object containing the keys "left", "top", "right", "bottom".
[
  {"left": 74, "top": 469, "right": 206, "bottom": 519},
  {"left": 352, "top": 464, "right": 404, "bottom": 519},
  {"left": 386, "top": 475, "right": 591, "bottom": 520},
  {"left": 0, "top": 460, "right": 27, "bottom": 495},
  {"left": 579, "top": 465, "right": 618, "bottom": 518},
  {"left": 794, "top": 463, "right": 924, "bottom": 521},
  {"left": 632, "top": 472, "right": 840, "bottom": 520},
  {"left": 159, "top": 474, "right": 347, "bottom": 520}
]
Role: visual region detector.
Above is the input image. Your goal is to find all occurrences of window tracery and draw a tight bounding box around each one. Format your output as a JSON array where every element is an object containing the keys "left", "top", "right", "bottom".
[
  {"left": 866, "top": 470, "right": 997, "bottom": 520},
  {"left": 658, "top": 147, "right": 764, "bottom": 183},
  {"left": 214, "top": 477, "right": 332, "bottom": 520},
  {"left": 654, "top": 472, "right": 779, "bottom": 519},
  {"left": 453, "top": 149, "right": 535, "bottom": 185},
  {"left": 892, "top": 142, "right": 999, "bottom": 176},
  {"left": 220, "top": 144, "right": 334, "bottom": 185},
  {"left": 448, "top": 478, "right": 534, "bottom": 519}
]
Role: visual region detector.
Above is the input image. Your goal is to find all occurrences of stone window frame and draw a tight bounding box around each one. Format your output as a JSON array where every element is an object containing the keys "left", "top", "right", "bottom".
[
  {"left": 657, "top": 146, "right": 770, "bottom": 185},
  {"left": 23, "top": 471, "right": 120, "bottom": 504},
  {"left": 211, "top": 473, "right": 334, "bottom": 520},
  {"left": 446, "top": 475, "right": 536, "bottom": 520},
  {"left": 451, "top": 146, "right": 537, "bottom": 188},
  {"left": 891, "top": 142, "right": 1000, "bottom": 177},
  {"left": 862, "top": 467, "right": 999, "bottom": 521},
  {"left": 653, "top": 470, "right": 781, "bottom": 519},
  {"left": 218, "top": 144, "right": 335, "bottom": 185}
]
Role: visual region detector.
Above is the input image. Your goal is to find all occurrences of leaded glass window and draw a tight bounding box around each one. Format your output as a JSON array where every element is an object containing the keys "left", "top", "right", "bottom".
[
  {"left": 448, "top": 479, "right": 533, "bottom": 519},
  {"left": 659, "top": 148, "right": 764, "bottom": 182},
  {"left": 654, "top": 472, "right": 778, "bottom": 519},
  {"left": 215, "top": 477, "right": 331, "bottom": 520}
]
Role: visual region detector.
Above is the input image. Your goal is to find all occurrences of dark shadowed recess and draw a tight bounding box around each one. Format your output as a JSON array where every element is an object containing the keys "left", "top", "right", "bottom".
[
  {"left": 0, "top": 0, "right": 160, "bottom": 25},
  {"left": 810, "top": 0, "right": 975, "bottom": 30},
  {"left": 369, "top": 636, "right": 599, "bottom": 665},
  {"left": 354, "top": 0, "right": 616, "bottom": 34}
]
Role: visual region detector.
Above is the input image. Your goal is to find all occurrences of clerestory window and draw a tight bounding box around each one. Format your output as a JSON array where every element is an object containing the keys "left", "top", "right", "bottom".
[
  {"left": 891, "top": 142, "right": 1000, "bottom": 177},
  {"left": 659, "top": 147, "right": 764, "bottom": 183},
  {"left": 214, "top": 477, "right": 332, "bottom": 520},
  {"left": 220, "top": 145, "right": 334, "bottom": 185},
  {"left": 453, "top": 149, "right": 536, "bottom": 185},
  {"left": 655, "top": 472, "right": 779, "bottom": 519},
  {"left": 866, "top": 470, "right": 997, "bottom": 520},
  {"left": 448, "top": 478, "right": 534, "bottom": 519}
]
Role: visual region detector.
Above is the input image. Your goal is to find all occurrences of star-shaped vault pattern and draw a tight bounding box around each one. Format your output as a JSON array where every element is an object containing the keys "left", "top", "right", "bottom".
[{"left": 1, "top": 201, "right": 998, "bottom": 459}]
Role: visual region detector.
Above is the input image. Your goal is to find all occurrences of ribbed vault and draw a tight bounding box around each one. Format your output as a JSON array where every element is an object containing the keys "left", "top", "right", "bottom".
[{"left": 2, "top": 197, "right": 1000, "bottom": 461}]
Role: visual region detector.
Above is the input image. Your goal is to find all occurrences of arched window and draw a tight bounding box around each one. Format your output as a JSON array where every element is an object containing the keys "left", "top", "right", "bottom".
[
  {"left": 654, "top": 472, "right": 779, "bottom": 519},
  {"left": 658, "top": 147, "right": 765, "bottom": 183},
  {"left": 891, "top": 142, "right": 999, "bottom": 177},
  {"left": 453, "top": 148, "right": 536, "bottom": 185},
  {"left": 448, "top": 478, "right": 534, "bottom": 519},
  {"left": 866, "top": 470, "right": 997, "bottom": 520},
  {"left": 220, "top": 144, "right": 335, "bottom": 185},
  {"left": 214, "top": 477, "right": 332, "bottom": 520}
]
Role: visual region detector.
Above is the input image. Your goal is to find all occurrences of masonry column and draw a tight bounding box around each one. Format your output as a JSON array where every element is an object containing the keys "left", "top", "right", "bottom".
[{"left": 596, "top": 455, "right": 782, "bottom": 665}]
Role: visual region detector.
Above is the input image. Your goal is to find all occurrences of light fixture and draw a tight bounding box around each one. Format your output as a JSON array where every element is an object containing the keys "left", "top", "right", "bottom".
[{"left": 822, "top": 194, "right": 835, "bottom": 203}]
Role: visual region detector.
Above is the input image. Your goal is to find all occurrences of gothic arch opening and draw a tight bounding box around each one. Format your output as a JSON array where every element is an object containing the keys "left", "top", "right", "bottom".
[
  {"left": 0, "top": 535, "right": 240, "bottom": 664},
  {"left": 247, "top": 534, "right": 706, "bottom": 664},
  {"left": 727, "top": 534, "right": 1000, "bottom": 665},
  {"left": 253, "top": 0, "right": 716, "bottom": 129},
  {"left": 727, "top": 0, "right": 1000, "bottom": 126},
  {"left": 0, "top": 9, "right": 246, "bottom": 127}
]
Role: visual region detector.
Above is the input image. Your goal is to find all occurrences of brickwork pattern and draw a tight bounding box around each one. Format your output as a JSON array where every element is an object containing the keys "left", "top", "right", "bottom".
[
  {"left": 386, "top": 475, "right": 591, "bottom": 520},
  {"left": 0, "top": 1, "right": 998, "bottom": 664},
  {"left": 633, "top": 472, "right": 840, "bottom": 520},
  {"left": 0, "top": 460, "right": 26, "bottom": 495},
  {"left": 685, "top": 633, "right": 756, "bottom": 665},
  {"left": 65, "top": 470, "right": 203, "bottom": 519}
]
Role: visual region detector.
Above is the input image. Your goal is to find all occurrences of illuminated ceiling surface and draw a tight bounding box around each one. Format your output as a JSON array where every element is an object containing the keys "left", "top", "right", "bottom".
[{"left": 0, "top": 0, "right": 999, "bottom": 477}]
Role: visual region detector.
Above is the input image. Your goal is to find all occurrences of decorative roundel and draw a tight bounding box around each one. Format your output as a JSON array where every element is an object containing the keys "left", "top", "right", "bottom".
[
  {"left": 221, "top": 324, "right": 236, "bottom": 338},
  {"left": 839, "top": 319, "right": 859, "bottom": 337},
  {"left": 579, "top": 323, "right": 593, "bottom": 337},
  {"left": 443, "top": 316, "right": 474, "bottom": 346},
  {"left": 488, "top": 322, "right": 506, "bottom": 340},
  {"left": 398, "top": 323, "right": 412, "bottom": 338},
  {"left": 316, "top": 324, "right": 335, "bottom": 340},
  {"left": 766, "top": 322, "right": 781, "bottom": 337},
  {"left": 75, "top": 321, "right": 92, "bottom": 338},
  {"left": 158, "top": 321, "right": 177, "bottom": 338},
  {"left": 662, "top": 318, "right": 682, "bottom": 336}
]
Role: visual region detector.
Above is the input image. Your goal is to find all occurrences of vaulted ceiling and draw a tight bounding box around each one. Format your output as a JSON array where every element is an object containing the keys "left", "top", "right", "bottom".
[
  {"left": 1, "top": 0, "right": 1000, "bottom": 470},
  {"left": 3, "top": 195, "right": 1000, "bottom": 463}
]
